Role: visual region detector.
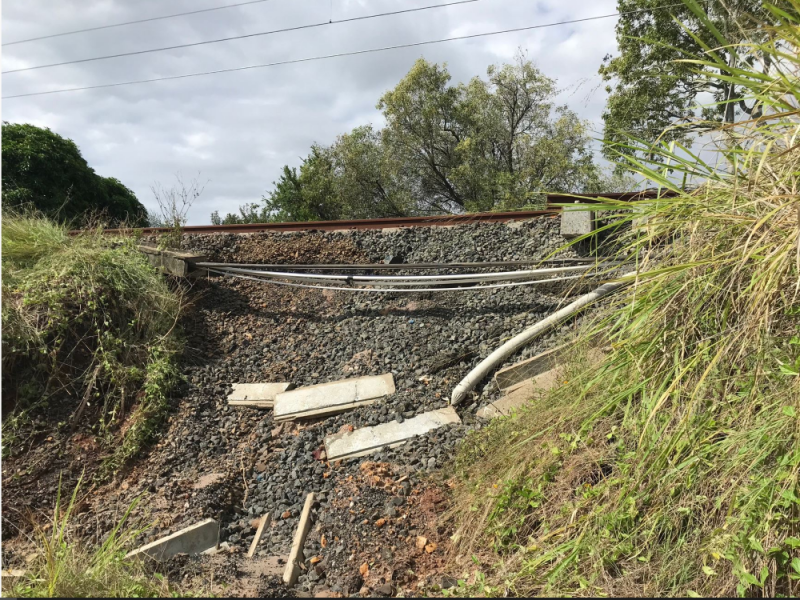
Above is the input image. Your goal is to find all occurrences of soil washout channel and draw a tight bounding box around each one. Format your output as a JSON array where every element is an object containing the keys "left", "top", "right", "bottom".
[{"left": 3, "top": 216, "right": 595, "bottom": 596}]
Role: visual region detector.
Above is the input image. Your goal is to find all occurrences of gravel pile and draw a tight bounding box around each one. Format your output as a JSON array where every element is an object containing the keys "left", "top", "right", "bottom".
[{"left": 109, "top": 217, "right": 593, "bottom": 594}]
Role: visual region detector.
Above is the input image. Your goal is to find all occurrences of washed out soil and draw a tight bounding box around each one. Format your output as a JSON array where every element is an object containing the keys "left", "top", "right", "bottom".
[{"left": 2, "top": 218, "right": 594, "bottom": 596}]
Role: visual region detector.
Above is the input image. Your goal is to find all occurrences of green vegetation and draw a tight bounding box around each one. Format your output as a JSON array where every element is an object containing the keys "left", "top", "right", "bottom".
[
  {"left": 600, "top": 0, "right": 790, "bottom": 161},
  {"left": 452, "top": 2, "right": 800, "bottom": 596},
  {"left": 1, "top": 213, "right": 183, "bottom": 473},
  {"left": 212, "top": 55, "right": 630, "bottom": 224},
  {"left": 5, "top": 475, "right": 171, "bottom": 598},
  {"left": 2, "top": 123, "right": 148, "bottom": 227}
]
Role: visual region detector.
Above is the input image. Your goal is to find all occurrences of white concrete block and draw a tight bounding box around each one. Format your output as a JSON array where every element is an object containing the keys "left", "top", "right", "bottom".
[
  {"left": 273, "top": 374, "right": 395, "bottom": 421},
  {"left": 126, "top": 518, "right": 219, "bottom": 561},
  {"left": 324, "top": 407, "right": 461, "bottom": 461},
  {"left": 227, "top": 383, "right": 294, "bottom": 408},
  {"left": 560, "top": 207, "right": 595, "bottom": 238},
  {"left": 479, "top": 368, "right": 562, "bottom": 419}
]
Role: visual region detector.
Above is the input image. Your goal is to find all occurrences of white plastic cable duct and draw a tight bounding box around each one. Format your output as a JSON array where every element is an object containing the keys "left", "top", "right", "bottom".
[
  {"left": 214, "top": 264, "right": 596, "bottom": 286},
  {"left": 450, "top": 275, "right": 632, "bottom": 406},
  {"left": 207, "top": 268, "right": 594, "bottom": 293}
]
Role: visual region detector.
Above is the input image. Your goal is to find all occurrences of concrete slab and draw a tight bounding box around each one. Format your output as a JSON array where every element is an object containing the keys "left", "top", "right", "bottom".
[
  {"left": 273, "top": 374, "right": 395, "bottom": 422},
  {"left": 494, "top": 344, "right": 568, "bottom": 390},
  {"left": 228, "top": 383, "right": 294, "bottom": 408},
  {"left": 126, "top": 518, "right": 219, "bottom": 561},
  {"left": 479, "top": 368, "right": 561, "bottom": 419},
  {"left": 247, "top": 514, "right": 272, "bottom": 558},
  {"left": 283, "top": 493, "right": 316, "bottom": 586},
  {"left": 324, "top": 407, "right": 461, "bottom": 461},
  {"left": 138, "top": 245, "right": 209, "bottom": 278},
  {"left": 560, "top": 207, "right": 595, "bottom": 238}
]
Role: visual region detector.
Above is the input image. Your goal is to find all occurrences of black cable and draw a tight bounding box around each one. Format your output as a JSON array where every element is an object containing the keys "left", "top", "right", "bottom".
[
  {"left": 3, "top": 0, "right": 481, "bottom": 74},
  {"left": 3, "top": 4, "right": 685, "bottom": 100},
  {"left": 3, "top": 0, "right": 276, "bottom": 46}
]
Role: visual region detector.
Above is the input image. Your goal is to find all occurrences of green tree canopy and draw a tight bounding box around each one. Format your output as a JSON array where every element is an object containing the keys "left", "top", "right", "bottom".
[
  {"left": 599, "top": 0, "right": 787, "bottom": 161},
  {"left": 217, "top": 55, "right": 625, "bottom": 223},
  {"left": 2, "top": 122, "right": 147, "bottom": 226}
]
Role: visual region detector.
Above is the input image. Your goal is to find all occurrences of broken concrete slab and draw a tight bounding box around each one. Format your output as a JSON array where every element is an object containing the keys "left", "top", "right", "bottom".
[
  {"left": 247, "top": 514, "right": 272, "bottom": 558},
  {"left": 494, "top": 344, "right": 568, "bottom": 390},
  {"left": 324, "top": 407, "right": 461, "bottom": 461},
  {"left": 479, "top": 368, "right": 561, "bottom": 419},
  {"left": 273, "top": 374, "right": 395, "bottom": 422},
  {"left": 283, "top": 493, "right": 316, "bottom": 586},
  {"left": 125, "top": 518, "right": 219, "bottom": 561},
  {"left": 227, "top": 382, "right": 294, "bottom": 408}
]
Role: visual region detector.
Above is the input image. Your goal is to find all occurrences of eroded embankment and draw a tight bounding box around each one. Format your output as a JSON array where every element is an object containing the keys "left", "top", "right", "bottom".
[{"left": 3, "top": 216, "right": 593, "bottom": 596}]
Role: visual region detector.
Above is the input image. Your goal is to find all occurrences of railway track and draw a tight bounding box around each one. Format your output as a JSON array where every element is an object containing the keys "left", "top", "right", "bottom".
[{"left": 85, "top": 190, "right": 671, "bottom": 236}]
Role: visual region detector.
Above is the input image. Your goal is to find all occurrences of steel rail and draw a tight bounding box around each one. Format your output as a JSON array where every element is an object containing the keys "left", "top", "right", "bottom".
[
  {"left": 97, "top": 210, "right": 559, "bottom": 235},
  {"left": 73, "top": 190, "right": 676, "bottom": 236}
]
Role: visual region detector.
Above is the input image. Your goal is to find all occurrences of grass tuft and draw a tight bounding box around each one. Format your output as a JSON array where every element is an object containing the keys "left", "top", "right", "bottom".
[{"left": 4, "top": 475, "right": 171, "bottom": 598}]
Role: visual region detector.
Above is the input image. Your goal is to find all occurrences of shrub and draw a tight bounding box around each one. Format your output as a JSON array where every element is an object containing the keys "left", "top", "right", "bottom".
[{"left": 1, "top": 213, "right": 183, "bottom": 471}]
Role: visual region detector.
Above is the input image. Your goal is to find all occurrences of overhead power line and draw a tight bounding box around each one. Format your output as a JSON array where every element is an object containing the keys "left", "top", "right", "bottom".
[
  {"left": 3, "top": 5, "right": 685, "bottom": 100},
  {"left": 3, "top": 0, "right": 277, "bottom": 46},
  {"left": 3, "top": 0, "right": 481, "bottom": 74}
]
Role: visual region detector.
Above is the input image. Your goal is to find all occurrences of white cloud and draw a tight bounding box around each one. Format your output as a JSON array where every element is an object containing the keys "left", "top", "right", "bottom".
[{"left": 2, "top": 0, "right": 620, "bottom": 223}]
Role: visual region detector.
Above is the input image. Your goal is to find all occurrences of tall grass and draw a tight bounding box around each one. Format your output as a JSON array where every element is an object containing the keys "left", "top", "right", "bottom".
[
  {"left": 1, "top": 213, "right": 183, "bottom": 472},
  {"left": 451, "top": 2, "right": 799, "bottom": 596},
  {"left": 4, "top": 475, "right": 170, "bottom": 598}
]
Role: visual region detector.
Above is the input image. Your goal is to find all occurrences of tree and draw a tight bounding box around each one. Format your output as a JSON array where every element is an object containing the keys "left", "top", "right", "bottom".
[
  {"left": 217, "top": 55, "right": 621, "bottom": 223},
  {"left": 599, "top": 0, "right": 782, "bottom": 160},
  {"left": 2, "top": 122, "right": 147, "bottom": 226}
]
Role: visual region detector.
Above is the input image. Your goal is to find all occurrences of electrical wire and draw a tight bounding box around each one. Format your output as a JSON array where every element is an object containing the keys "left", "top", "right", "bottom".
[
  {"left": 2, "top": 4, "right": 684, "bottom": 100},
  {"left": 3, "top": 0, "right": 481, "bottom": 74},
  {"left": 216, "top": 264, "right": 596, "bottom": 286},
  {"left": 206, "top": 267, "right": 595, "bottom": 293},
  {"left": 3, "top": 0, "right": 277, "bottom": 46}
]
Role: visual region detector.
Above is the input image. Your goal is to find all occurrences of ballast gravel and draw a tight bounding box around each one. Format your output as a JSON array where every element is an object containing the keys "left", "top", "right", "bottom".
[{"left": 101, "top": 217, "right": 597, "bottom": 595}]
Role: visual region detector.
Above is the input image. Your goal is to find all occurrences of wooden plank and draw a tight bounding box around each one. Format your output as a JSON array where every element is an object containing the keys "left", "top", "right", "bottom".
[
  {"left": 227, "top": 383, "right": 294, "bottom": 408},
  {"left": 247, "top": 514, "right": 272, "bottom": 558},
  {"left": 273, "top": 374, "right": 395, "bottom": 422},
  {"left": 125, "top": 519, "right": 218, "bottom": 561},
  {"left": 324, "top": 407, "right": 461, "bottom": 462},
  {"left": 283, "top": 493, "right": 316, "bottom": 587}
]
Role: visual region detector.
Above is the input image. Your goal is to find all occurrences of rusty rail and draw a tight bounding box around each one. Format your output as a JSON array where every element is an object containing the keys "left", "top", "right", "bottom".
[{"left": 74, "top": 190, "right": 676, "bottom": 236}]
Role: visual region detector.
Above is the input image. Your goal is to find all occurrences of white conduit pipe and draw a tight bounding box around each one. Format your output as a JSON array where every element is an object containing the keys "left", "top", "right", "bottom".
[
  {"left": 216, "top": 264, "right": 596, "bottom": 286},
  {"left": 450, "top": 276, "right": 631, "bottom": 406},
  {"left": 207, "top": 268, "right": 594, "bottom": 293}
]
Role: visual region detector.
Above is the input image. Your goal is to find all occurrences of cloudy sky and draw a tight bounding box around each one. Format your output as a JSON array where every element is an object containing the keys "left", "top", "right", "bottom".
[{"left": 3, "top": 0, "right": 620, "bottom": 224}]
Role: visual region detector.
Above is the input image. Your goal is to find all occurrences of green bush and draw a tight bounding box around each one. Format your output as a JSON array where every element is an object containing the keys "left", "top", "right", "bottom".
[{"left": 1, "top": 214, "right": 183, "bottom": 472}]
